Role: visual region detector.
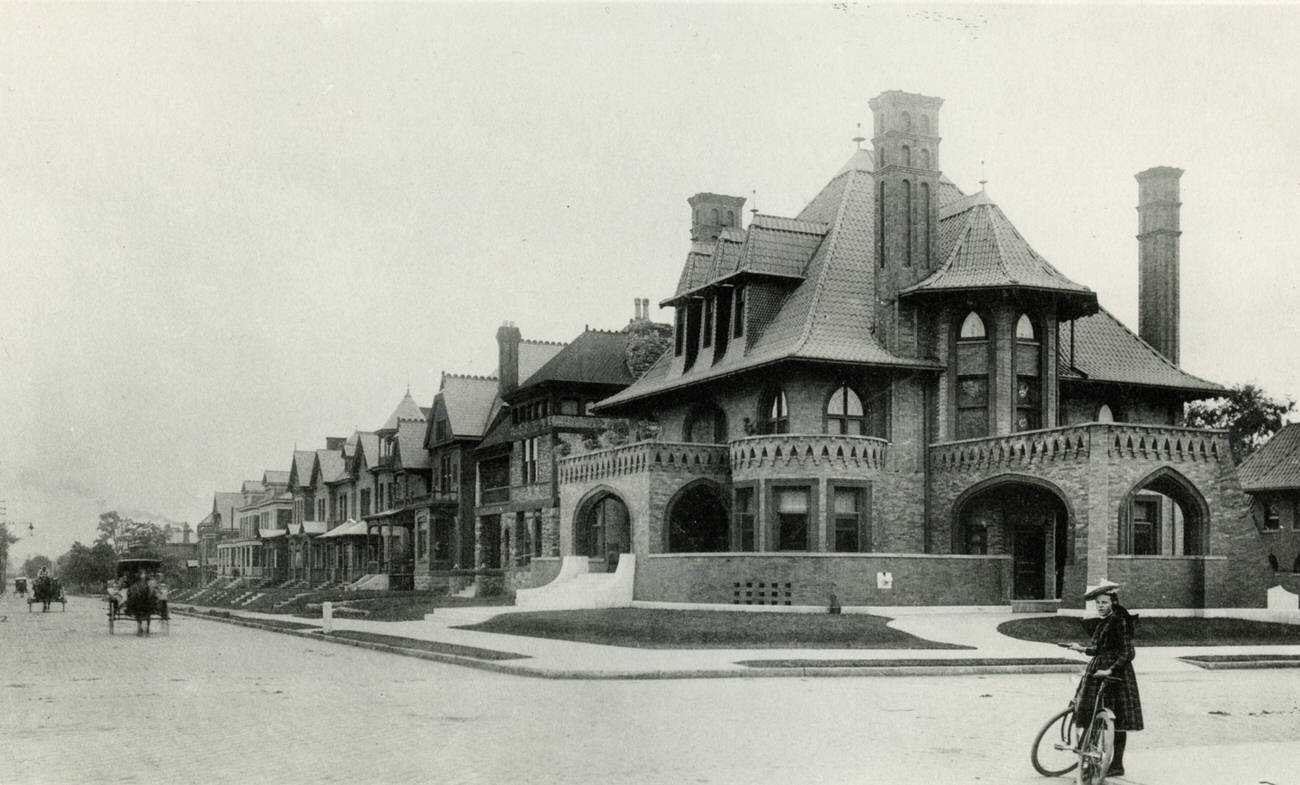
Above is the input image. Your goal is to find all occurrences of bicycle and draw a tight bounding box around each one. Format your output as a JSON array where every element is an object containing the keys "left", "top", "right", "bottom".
[{"left": 1031, "top": 666, "right": 1121, "bottom": 784}]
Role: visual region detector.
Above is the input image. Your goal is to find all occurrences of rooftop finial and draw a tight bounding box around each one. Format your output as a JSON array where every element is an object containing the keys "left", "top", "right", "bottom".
[
  {"left": 979, "top": 159, "right": 987, "bottom": 192},
  {"left": 750, "top": 189, "right": 759, "bottom": 217},
  {"left": 852, "top": 122, "right": 865, "bottom": 150}
]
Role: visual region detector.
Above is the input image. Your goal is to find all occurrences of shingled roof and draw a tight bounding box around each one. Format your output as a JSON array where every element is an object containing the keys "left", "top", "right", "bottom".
[
  {"left": 666, "top": 219, "right": 825, "bottom": 304},
  {"left": 380, "top": 389, "right": 426, "bottom": 431},
  {"left": 516, "top": 328, "right": 635, "bottom": 392},
  {"left": 314, "top": 449, "right": 346, "bottom": 484},
  {"left": 394, "top": 419, "right": 431, "bottom": 470},
  {"left": 1059, "top": 307, "right": 1223, "bottom": 395},
  {"left": 438, "top": 373, "right": 499, "bottom": 439},
  {"left": 289, "top": 450, "right": 316, "bottom": 489},
  {"left": 903, "top": 191, "right": 1098, "bottom": 319},
  {"left": 1237, "top": 424, "right": 1300, "bottom": 492},
  {"left": 519, "top": 339, "right": 565, "bottom": 383}
]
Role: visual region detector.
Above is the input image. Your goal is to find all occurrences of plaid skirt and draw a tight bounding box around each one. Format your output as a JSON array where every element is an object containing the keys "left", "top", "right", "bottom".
[{"left": 1075, "top": 663, "right": 1144, "bottom": 731}]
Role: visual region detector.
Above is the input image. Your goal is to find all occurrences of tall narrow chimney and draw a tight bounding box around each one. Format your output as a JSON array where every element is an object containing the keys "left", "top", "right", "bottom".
[
  {"left": 497, "top": 321, "right": 522, "bottom": 395},
  {"left": 1136, "top": 166, "right": 1183, "bottom": 364}
]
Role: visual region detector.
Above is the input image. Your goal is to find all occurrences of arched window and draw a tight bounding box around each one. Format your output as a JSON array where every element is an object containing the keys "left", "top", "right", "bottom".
[
  {"left": 726, "top": 210, "right": 735, "bottom": 226},
  {"left": 827, "top": 385, "right": 864, "bottom": 435},
  {"left": 711, "top": 208, "right": 719, "bottom": 224},
  {"left": 920, "top": 149, "right": 931, "bottom": 169},
  {"left": 762, "top": 389, "right": 789, "bottom": 434},
  {"left": 1293, "top": 554, "right": 1300, "bottom": 574},
  {"left": 1269, "top": 553, "right": 1279, "bottom": 571},
  {"left": 959, "top": 312, "right": 986, "bottom": 339},
  {"left": 901, "top": 111, "right": 912, "bottom": 131},
  {"left": 919, "top": 115, "right": 930, "bottom": 134},
  {"left": 956, "top": 312, "right": 990, "bottom": 439},
  {"left": 902, "top": 145, "right": 911, "bottom": 167},
  {"left": 903, "top": 180, "right": 913, "bottom": 265},
  {"left": 1097, "top": 404, "right": 1115, "bottom": 423},
  {"left": 1014, "top": 313, "right": 1041, "bottom": 431}
]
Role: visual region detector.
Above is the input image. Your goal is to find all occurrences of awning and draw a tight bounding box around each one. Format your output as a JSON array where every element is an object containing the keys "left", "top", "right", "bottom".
[
  {"left": 317, "top": 519, "right": 369, "bottom": 539},
  {"left": 258, "top": 528, "right": 288, "bottom": 539},
  {"left": 298, "top": 521, "right": 328, "bottom": 536}
]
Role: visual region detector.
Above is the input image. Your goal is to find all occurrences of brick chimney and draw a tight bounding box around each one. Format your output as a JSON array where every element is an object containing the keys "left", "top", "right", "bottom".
[
  {"left": 1136, "top": 166, "right": 1183, "bottom": 364},
  {"left": 497, "top": 321, "right": 522, "bottom": 395},
  {"left": 688, "top": 193, "right": 747, "bottom": 242}
]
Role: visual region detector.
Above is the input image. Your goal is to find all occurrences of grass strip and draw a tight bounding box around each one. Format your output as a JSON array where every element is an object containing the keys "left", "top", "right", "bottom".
[
  {"left": 1179, "top": 654, "right": 1300, "bottom": 669},
  {"left": 323, "top": 630, "right": 529, "bottom": 661},
  {"left": 737, "top": 657, "right": 1081, "bottom": 669},
  {"left": 998, "top": 616, "right": 1300, "bottom": 646},
  {"left": 463, "top": 608, "right": 972, "bottom": 649}
]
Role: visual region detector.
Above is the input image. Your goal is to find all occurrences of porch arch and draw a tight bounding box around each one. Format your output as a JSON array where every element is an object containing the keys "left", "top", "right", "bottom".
[
  {"left": 1118, "top": 466, "right": 1211, "bottom": 556},
  {"left": 664, "top": 478, "right": 730, "bottom": 553},
  {"left": 572, "top": 485, "right": 632, "bottom": 562},
  {"left": 952, "top": 473, "right": 1074, "bottom": 601}
]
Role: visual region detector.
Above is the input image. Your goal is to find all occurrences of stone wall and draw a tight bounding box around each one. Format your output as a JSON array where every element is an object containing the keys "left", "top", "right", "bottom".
[{"left": 636, "top": 552, "right": 1012, "bottom": 606}]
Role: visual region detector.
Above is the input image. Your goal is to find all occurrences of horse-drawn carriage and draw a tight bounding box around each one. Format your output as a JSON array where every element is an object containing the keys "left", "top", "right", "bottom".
[
  {"left": 106, "top": 557, "right": 169, "bottom": 635},
  {"left": 29, "top": 572, "right": 66, "bottom": 612},
  {"left": 14, "top": 577, "right": 28, "bottom": 596}
]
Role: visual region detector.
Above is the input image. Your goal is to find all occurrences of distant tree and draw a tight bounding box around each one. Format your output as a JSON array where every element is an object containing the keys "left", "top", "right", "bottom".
[
  {"left": 0, "top": 522, "right": 18, "bottom": 589},
  {"left": 1186, "top": 383, "right": 1296, "bottom": 463},
  {"left": 57, "top": 541, "right": 117, "bottom": 593},
  {"left": 95, "top": 511, "right": 167, "bottom": 555},
  {"left": 95, "top": 511, "right": 129, "bottom": 554},
  {"left": 21, "top": 554, "right": 54, "bottom": 578}
]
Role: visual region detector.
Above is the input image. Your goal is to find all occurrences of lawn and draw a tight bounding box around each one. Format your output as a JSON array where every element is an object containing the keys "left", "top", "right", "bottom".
[
  {"left": 459, "top": 609, "right": 973, "bottom": 649},
  {"left": 998, "top": 616, "right": 1300, "bottom": 646}
]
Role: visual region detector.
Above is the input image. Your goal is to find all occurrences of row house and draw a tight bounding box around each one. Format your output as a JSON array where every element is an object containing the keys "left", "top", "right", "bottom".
[
  {"left": 203, "top": 491, "right": 242, "bottom": 582},
  {"left": 477, "top": 309, "right": 671, "bottom": 591},
  {"left": 215, "top": 474, "right": 291, "bottom": 581},
  {"left": 1237, "top": 423, "right": 1300, "bottom": 590},
  {"left": 362, "top": 391, "right": 433, "bottom": 590},
  {"left": 541, "top": 90, "right": 1281, "bottom": 612}
]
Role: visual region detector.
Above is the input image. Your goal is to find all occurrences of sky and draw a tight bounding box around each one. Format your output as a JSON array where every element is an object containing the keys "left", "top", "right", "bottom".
[{"left": 2, "top": 4, "right": 1298, "bottom": 563}]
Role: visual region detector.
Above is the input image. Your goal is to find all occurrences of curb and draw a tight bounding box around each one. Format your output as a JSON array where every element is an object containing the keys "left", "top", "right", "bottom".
[{"left": 174, "top": 607, "right": 1084, "bottom": 680}]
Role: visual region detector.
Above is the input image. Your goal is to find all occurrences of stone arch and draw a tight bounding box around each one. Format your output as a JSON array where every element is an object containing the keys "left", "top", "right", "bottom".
[
  {"left": 664, "top": 478, "right": 730, "bottom": 553},
  {"left": 572, "top": 485, "right": 632, "bottom": 563},
  {"left": 1118, "top": 466, "right": 1210, "bottom": 556},
  {"left": 952, "top": 473, "right": 1075, "bottom": 600},
  {"left": 684, "top": 401, "right": 728, "bottom": 444}
]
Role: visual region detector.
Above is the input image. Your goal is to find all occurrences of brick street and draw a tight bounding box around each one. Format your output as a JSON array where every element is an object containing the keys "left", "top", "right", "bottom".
[{"left": 2, "top": 595, "right": 1298, "bottom": 785}]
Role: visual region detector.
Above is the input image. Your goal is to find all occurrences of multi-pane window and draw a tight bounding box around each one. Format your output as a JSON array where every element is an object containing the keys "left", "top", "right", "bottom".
[
  {"left": 439, "top": 454, "right": 454, "bottom": 493},
  {"left": 762, "top": 390, "right": 789, "bottom": 434},
  {"left": 522, "top": 436, "right": 540, "bottom": 484},
  {"left": 832, "top": 487, "right": 863, "bottom": 552},
  {"left": 956, "top": 312, "right": 990, "bottom": 439},
  {"left": 827, "top": 385, "right": 865, "bottom": 435},
  {"left": 1132, "top": 498, "right": 1159, "bottom": 554},
  {"left": 1014, "top": 314, "right": 1041, "bottom": 432},
  {"left": 775, "top": 487, "right": 810, "bottom": 551},
  {"left": 435, "top": 419, "right": 449, "bottom": 442},
  {"left": 734, "top": 487, "right": 755, "bottom": 551},
  {"left": 1263, "top": 502, "right": 1282, "bottom": 531},
  {"left": 417, "top": 527, "right": 428, "bottom": 560},
  {"left": 360, "top": 488, "right": 371, "bottom": 517}
]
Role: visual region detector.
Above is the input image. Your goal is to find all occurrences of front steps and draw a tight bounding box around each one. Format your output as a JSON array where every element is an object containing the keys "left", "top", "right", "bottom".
[{"left": 514, "top": 554, "right": 635, "bottom": 611}]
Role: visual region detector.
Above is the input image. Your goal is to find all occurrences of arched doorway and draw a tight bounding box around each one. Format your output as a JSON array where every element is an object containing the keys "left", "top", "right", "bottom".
[
  {"left": 1119, "top": 468, "right": 1209, "bottom": 558},
  {"left": 684, "top": 403, "right": 727, "bottom": 444},
  {"left": 666, "top": 482, "right": 730, "bottom": 552},
  {"left": 575, "top": 493, "right": 631, "bottom": 570},
  {"left": 956, "top": 479, "right": 1070, "bottom": 600}
]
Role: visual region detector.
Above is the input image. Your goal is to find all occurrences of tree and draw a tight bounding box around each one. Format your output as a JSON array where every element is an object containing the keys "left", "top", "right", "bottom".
[
  {"left": 21, "top": 554, "right": 54, "bottom": 578},
  {"left": 57, "top": 541, "right": 118, "bottom": 593},
  {"left": 95, "top": 511, "right": 167, "bottom": 555},
  {"left": 0, "top": 522, "right": 18, "bottom": 590},
  {"left": 1185, "top": 383, "right": 1296, "bottom": 464}
]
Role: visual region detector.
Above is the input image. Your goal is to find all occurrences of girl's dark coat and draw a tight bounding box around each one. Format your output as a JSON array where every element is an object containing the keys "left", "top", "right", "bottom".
[{"left": 1074, "top": 611, "right": 1144, "bottom": 731}]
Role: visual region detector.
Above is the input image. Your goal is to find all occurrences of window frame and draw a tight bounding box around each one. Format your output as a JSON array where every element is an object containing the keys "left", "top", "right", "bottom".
[
  {"left": 761, "top": 388, "right": 790, "bottom": 435},
  {"left": 768, "top": 481, "right": 817, "bottom": 552},
  {"left": 954, "top": 309, "right": 993, "bottom": 440},
  {"left": 732, "top": 482, "right": 758, "bottom": 552},
  {"left": 827, "top": 480, "right": 872, "bottom": 553}
]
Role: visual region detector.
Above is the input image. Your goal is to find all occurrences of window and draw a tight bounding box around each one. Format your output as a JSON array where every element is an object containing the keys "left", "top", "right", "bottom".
[
  {"left": 1097, "top": 404, "right": 1115, "bottom": 423},
  {"left": 832, "top": 487, "right": 866, "bottom": 552},
  {"left": 920, "top": 114, "right": 930, "bottom": 134},
  {"left": 734, "top": 487, "right": 755, "bottom": 551},
  {"left": 1015, "top": 314, "right": 1041, "bottom": 431},
  {"left": 417, "top": 527, "right": 428, "bottom": 559},
  {"left": 711, "top": 208, "right": 719, "bottom": 224},
  {"left": 726, "top": 210, "right": 735, "bottom": 226},
  {"left": 827, "top": 385, "right": 865, "bottom": 435},
  {"left": 674, "top": 308, "right": 685, "bottom": 356},
  {"left": 435, "top": 419, "right": 449, "bottom": 442},
  {"left": 902, "top": 145, "right": 911, "bottom": 167},
  {"left": 733, "top": 286, "right": 745, "bottom": 338},
  {"left": 1132, "top": 498, "right": 1159, "bottom": 555},
  {"left": 1263, "top": 502, "right": 1281, "bottom": 531},
  {"left": 901, "top": 110, "right": 911, "bottom": 131},
  {"left": 530, "top": 513, "right": 543, "bottom": 558},
  {"left": 878, "top": 180, "right": 886, "bottom": 267},
  {"left": 522, "top": 436, "right": 540, "bottom": 485},
  {"left": 956, "top": 312, "right": 990, "bottom": 439},
  {"left": 775, "top": 487, "right": 810, "bottom": 551},
  {"left": 1269, "top": 554, "right": 1279, "bottom": 571},
  {"left": 560, "top": 398, "right": 580, "bottom": 415},
  {"left": 903, "top": 179, "right": 912, "bottom": 265},
  {"left": 439, "top": 454, "right": 454, "bottom": 493},
  {"left": 920, "top": 182, "right": 931, "bottom": 263},
  {"left": 762, "top": 390, "right": 789, "bottom": 434},
  {"left": 702, "top": 297, "right": 713, "bottom": 348},
  {"left": 920, "top": 149, "right": 931, "bottom": 169}
]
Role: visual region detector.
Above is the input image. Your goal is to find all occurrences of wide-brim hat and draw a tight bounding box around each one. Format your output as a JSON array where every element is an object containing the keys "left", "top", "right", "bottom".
[{"left": 1083, "top": 580, "right": 1122, "bottom": 602}]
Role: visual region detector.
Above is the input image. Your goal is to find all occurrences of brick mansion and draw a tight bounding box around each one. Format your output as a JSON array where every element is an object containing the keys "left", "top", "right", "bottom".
[{"left": 200, "top": 91, "right": 1300, "bottom": 613}]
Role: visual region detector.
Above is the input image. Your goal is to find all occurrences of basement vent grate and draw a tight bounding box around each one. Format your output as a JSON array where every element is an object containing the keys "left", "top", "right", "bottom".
[{"left": 733, "top": 581, "right": 793, "bottom": 605}]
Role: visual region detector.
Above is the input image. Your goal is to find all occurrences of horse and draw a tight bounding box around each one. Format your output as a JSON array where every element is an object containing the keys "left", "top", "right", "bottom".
[
  {"left": 33, "top": 574, "right": 59, "bottom": 613},
  {"left": 124, "top": 574, "right": 161, "bottom": 636}
]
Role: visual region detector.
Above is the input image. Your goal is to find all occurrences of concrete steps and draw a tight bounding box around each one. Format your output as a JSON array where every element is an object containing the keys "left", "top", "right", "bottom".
[{"left": 514, "top": 554, "right": 635, "bottom": 611}]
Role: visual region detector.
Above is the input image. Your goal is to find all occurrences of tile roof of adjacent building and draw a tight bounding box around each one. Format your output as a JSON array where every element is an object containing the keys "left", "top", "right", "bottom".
[
  {"left": 394, "top": 420, "right": 431, "bottom": 470},
  {"left": 350, "top": 432, "right": 379, "bottom": 473},
  {"left": 1234, "top": 423, "right": 1300, "bottom": 492},
  {"left": 380, "top": 389, "right": 426, "bottom": 431},
  {"left": 1059, "top": 307, "right": 1223, "bottom": 394},
  {"left": 241, "top": 480, "right": 265, "bottom": 494},
  {"left": 516, "top": 328, "right": 636, "bottom": 391},
  {"left": 263, "top": 470, "right": 290, "bottom": 486},
  {"left": 519, "top": 339, "right": 566, "bottom": 383},
  {"left": 438, "top": 373, "right": 500, "bottom": 438},
  {"left": 902, "top": 191, "right": 1098, "bottom": 318}
]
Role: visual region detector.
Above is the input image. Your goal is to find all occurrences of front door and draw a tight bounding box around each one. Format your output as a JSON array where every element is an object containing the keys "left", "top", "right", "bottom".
[{"left": 1012, "top": 525, "right": 1046, "bottom": 600}]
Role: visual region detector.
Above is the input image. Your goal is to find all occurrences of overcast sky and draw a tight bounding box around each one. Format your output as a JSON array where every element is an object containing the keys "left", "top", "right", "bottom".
[{"left": 2, "top": 4, "right": 1297, "bottom": 561}]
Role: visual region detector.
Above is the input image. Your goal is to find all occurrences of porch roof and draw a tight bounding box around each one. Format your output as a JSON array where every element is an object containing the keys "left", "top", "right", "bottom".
[{"left": 317, "top": 519, "right": 368, "bottom": 539}]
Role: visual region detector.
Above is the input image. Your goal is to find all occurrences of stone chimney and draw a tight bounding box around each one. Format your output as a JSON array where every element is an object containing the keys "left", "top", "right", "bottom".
[
  {"left": 325, "top": 436, "right": 346, "bottom": 451},
  {"left": 497, "top": 321, "right": 522, "bottom": 395},
  {"left": 688, "top": 193, "right": 747, "bottom": 242},
  {"left": 1136, "top": 166, "right": 1183, "bottom": 364}
]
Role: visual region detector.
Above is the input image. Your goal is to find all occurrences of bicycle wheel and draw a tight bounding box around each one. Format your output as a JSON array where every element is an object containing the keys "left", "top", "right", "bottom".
[
  {"left": 1076, "top": 713, "right": 1114, "bottom": 785},
  {"left": 1031, "top": 707, "right": 1078, "bottom": 777}
]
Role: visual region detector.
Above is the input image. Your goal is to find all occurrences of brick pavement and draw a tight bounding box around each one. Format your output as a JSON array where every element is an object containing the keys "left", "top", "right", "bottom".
[{"left": 3, "top": 593, "right": 1299, "bottom": 785}]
